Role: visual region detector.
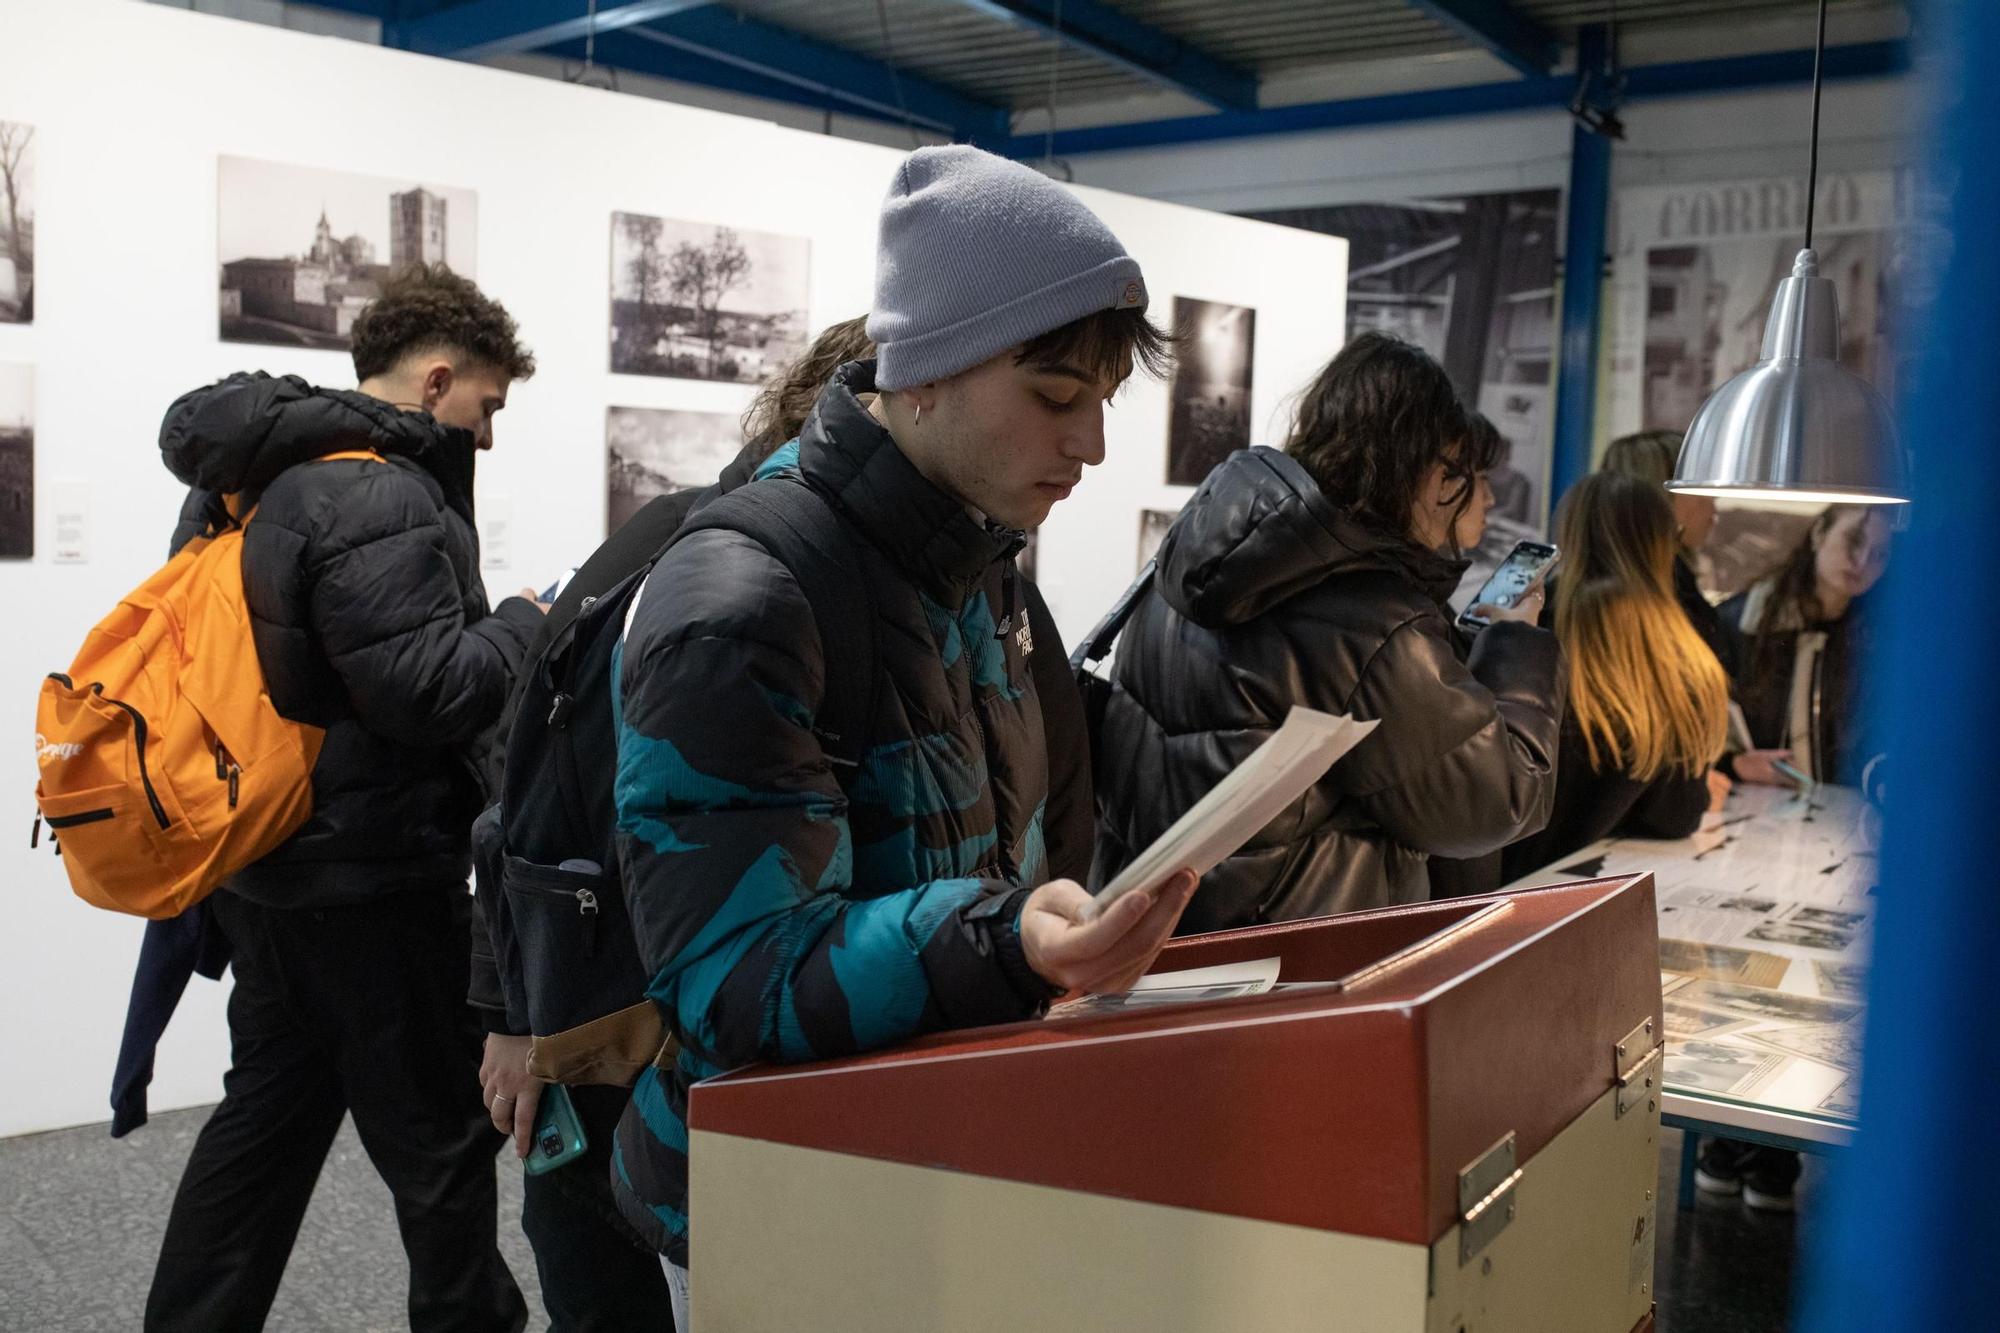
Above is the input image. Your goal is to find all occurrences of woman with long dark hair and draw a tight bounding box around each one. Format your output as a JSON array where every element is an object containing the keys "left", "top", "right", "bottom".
[
  {"left": 1500, "top": 473, "right": 1731, "bottom": 879},
  {"left": 1720, "top": 504, "right": 1891, "bottom": 786},
  {"left": 1091, "top": 332, "right": 1565, "bottom": 930}
]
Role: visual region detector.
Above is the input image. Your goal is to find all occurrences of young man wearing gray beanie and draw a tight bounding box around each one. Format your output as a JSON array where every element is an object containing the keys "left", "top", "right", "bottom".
[{"left": 610, "top": 145, "right": 1195, "bottom": 1324}]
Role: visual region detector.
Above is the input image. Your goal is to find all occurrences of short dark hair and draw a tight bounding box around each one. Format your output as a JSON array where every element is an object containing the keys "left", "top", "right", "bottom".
[
  {"left": 1283, "top": 332, "right": 1479, "bottom": 546},
  {"left": 1015, "top": 306, "right": 1174, "bottom": 385},
  {"left": 350, "top": 263, "right": 536, "bottom": 383}
]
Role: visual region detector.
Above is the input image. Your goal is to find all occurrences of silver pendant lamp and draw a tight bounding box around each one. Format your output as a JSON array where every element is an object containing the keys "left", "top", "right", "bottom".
[{"left": 1668, "top": 0, "right": 1910, "bottom": 505}]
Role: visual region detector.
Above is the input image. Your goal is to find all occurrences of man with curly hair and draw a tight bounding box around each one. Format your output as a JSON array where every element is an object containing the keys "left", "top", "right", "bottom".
[{"left": 144, "top": 265, "right": 543, "bottom": 1332}]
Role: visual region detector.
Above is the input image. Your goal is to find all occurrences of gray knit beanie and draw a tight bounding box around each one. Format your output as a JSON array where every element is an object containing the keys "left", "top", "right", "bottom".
[{"left": 868, "top": 146, "right": 1148, "bottom": 391}]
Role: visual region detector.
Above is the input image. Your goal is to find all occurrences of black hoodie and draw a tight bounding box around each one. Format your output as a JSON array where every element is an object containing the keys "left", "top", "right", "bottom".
[
  {"left": 161, "top": 373, "right": 543, "bottom": 906},
  {"left": 1093, "top": 447, "right": 1566, "bottom": 930}
]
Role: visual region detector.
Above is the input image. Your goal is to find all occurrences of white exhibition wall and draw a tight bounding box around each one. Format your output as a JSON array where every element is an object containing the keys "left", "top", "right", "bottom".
[{"left": 0, "top": 0, "right": 1346, "bottom": 1137}]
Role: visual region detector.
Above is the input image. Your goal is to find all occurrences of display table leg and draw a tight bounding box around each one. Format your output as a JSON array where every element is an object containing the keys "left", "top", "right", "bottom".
[{"left": 1678, "top": 1132, "right": 1699, "bottom": 1210}]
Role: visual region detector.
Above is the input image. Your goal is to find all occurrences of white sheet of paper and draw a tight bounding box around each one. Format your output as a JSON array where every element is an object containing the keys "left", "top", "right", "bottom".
[
  {"left": 1087, "top": 708, "right": 1379, "bottom": 918},
  {"left": 1130, "top": 956, "right": 1282, "bottom": 992},
  {"left": 1046, "top": 957, "right": 1282, "bottom": 1020}
]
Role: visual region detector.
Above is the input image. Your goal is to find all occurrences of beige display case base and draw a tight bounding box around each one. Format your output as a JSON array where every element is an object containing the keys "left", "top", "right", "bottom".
[{"left": 690, "top": 1083, "right": 1656, "bottom": 1332}]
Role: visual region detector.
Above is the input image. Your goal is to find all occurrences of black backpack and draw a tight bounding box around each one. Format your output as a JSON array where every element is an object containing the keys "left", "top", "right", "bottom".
[{"left": 474, "top": 474, "right": 875, "bottom": 1085}]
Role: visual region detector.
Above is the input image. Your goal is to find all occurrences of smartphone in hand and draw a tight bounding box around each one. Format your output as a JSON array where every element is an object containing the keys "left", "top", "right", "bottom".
[
  {"left": 539, "top": 567, "right": 579, "bottom": 604},
  {"left": 523, "top": 1083, "right": 587, "bottom": 1176},
  {"left": 1457, "top": 540, "right": 1559, "bottom": 630}
]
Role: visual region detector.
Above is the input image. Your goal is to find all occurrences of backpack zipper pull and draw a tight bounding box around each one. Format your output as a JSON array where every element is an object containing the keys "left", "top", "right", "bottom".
[
  {"left": 216, "top": 743, "right": 228, "bottom": 781},
  {"left": 547, "top": 692, "right": 573, "bottom": 728},
  {"left": 30, "top": 813, "right": 41, "bottom": 849},
  {"left": 575, "top": 886, "right": 599, "bottom": 953},
  {"left": 228, "top": 765, "right": 240, "bottom": 810}
]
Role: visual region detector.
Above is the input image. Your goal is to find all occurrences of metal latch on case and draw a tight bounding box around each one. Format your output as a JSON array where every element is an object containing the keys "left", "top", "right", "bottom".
[
  {"left": 1614, "top": 1015, "right": 1664, "bottom": 1120},
  {"left": 1458, "top": 1132, "right": 1522, "bottom": 1264}
]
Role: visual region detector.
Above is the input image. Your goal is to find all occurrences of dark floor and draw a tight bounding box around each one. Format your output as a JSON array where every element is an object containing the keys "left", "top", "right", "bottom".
[
  {"left": 0, "top": 1111, "right": 1808, "bottom": 1330},
  {"left": 1654, "top": 1125, "right": 1823, "bottom": 1333},
  {"left": 0, "top": 1106, "right": 546, "bottom": 1332}
]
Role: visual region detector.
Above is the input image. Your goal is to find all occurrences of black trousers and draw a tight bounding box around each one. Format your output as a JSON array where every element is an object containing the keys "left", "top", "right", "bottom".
[
  {"left": 144, "top": 888, "right": 526, "bottom": 1333},
  {"left": 519, "top": 1083, "right": 676, "bottom": 1331}
]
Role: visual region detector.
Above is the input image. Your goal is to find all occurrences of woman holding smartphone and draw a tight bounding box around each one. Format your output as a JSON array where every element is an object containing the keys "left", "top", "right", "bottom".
[
  {"left": 1718, "top": 504, "right": 1891, "bottom": 788},
  {"left": 1091, "top": 332, "right": 1564, "bottom": 932},
  {"left": 1498, "top": 473, "right": 1732, "bottom": 881}
]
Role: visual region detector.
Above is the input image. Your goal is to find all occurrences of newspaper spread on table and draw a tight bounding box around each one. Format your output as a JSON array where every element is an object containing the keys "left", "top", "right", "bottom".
[{"left": 1511, "top": 784, "right": 1877, "bottom": 1122}]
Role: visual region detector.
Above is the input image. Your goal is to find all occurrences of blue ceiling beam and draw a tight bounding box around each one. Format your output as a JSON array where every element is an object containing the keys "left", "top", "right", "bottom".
[
  {"left": 629, "top": 9, "right": 1012, "bottom": 141},
  {"left": 386, "top": 1, "right": 715, "bottom": 61},
  {"left": 1405, "top": 1, "right": 1558, "bottom": 77},
  {"left": 1002, "top": 39, "right": 1908, "bottom": 157},
  {"left": 948, "top": 0, "right": 1257, "bottom": 111},
  {"left": 541, "top": 32, "right": 877, "bottom": 127}
]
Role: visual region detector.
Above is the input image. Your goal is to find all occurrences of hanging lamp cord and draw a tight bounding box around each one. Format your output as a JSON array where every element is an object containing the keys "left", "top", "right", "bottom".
[{"left": 1805, "top": 0, "right": 1828, "bottom": 250}]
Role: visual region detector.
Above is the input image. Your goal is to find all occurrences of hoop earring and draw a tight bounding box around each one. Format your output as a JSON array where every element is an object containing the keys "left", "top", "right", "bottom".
[{"left": 914, "top": 404, "right": 923, "bottom": 427}]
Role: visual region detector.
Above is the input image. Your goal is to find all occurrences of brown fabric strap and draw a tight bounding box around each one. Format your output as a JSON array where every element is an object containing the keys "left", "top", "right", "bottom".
[{"left": 527, "top": 1001, "right": 681, "bottom": 1087}]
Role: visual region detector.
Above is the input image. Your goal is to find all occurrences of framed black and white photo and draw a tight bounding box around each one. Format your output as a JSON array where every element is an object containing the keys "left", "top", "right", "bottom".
[
  {"left": 606, "top": 406, "right": 741, "bottom": 536},
  {"left": 1165, "top": 297, "right": 1255, "bottom": 486},
  {"left": 0, "top": 121, "right": 33, "bottom": 324},
  {"left": 1248, "top": 190, "right": 1562, "bottom": 527},
  {"left": 0, "top": 362, "right": 32, "bottom": 559},
  {"left": 217, "top": 156, "right": 478, "bottom": 351},
  {"left": 610, "top": 213, "right": 809, "bottom": 383}
]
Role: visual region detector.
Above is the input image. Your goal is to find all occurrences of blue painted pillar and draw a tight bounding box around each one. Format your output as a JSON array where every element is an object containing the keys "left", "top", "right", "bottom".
[
  {"left": 1551, "top": 24, "right": 1613, "bottom": 510},
  {"left": 1796, "top": 2, "right": 1998, "bottom": 1328}
]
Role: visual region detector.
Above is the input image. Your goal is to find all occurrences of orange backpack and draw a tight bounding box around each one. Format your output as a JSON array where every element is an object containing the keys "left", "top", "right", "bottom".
[{"left": 33, "top": 451, "right": 385, "bottom": 918}]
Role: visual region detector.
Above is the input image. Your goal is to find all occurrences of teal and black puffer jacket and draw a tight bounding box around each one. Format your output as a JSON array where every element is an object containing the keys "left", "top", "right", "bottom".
[{"left": 609, "top": 359, "right": 1065, "bottom": 1261}]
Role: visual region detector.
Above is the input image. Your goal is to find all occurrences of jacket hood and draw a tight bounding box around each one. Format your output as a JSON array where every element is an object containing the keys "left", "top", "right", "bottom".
[
  {"left": 1156, "top": 447, "right": 1465, "bottom": 627},
  {"left": 160, "top": 372, "right": 476, "bottom": 499}
]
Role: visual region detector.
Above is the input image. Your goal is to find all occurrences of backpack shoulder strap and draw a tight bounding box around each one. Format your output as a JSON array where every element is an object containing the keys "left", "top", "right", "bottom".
[
  {"left": 675, "top": 477, "right": 878, "bottom": 770},
  {"left": 1070, "top": 559, "right": 1157, "bottom": 676}
]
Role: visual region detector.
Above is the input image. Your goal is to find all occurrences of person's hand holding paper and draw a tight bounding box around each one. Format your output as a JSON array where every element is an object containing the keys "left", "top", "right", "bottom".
[
  {"left": 1021, "top": 870, "right": 1199, "bottom": 995},
  {"left": 1017, "top": 707, "right": 1374, "bottom": 998}
]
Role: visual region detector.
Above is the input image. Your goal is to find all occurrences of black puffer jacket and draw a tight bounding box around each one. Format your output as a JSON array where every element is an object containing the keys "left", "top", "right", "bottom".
[
  {"left": 161, "top": 373, "right": 543, "bottom": 907},
  {"left": 1094, "top": 447, "right": 1566, "bottom": 931}
]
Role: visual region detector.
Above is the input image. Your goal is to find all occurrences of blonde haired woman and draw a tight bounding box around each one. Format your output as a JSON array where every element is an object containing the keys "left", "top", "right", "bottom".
[{"left": 1499, "top": 471, "right": 1732, "bottom": 880}]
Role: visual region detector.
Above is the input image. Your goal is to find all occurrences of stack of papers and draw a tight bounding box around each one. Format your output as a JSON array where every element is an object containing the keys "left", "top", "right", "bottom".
[{"left": 1048, "top": 958, "right": 1281, "bottom": 1019}]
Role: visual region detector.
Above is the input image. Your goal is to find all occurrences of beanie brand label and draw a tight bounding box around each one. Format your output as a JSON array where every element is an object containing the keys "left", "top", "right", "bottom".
[{"left": 1116, "top": 280, "right": 1145, "bottom": 310}]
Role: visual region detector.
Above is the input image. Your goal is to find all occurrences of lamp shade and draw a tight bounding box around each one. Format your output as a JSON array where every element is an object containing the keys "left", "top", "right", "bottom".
[{"left": 1670, "top": 247, "right": 1908, "bottom": 504}]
